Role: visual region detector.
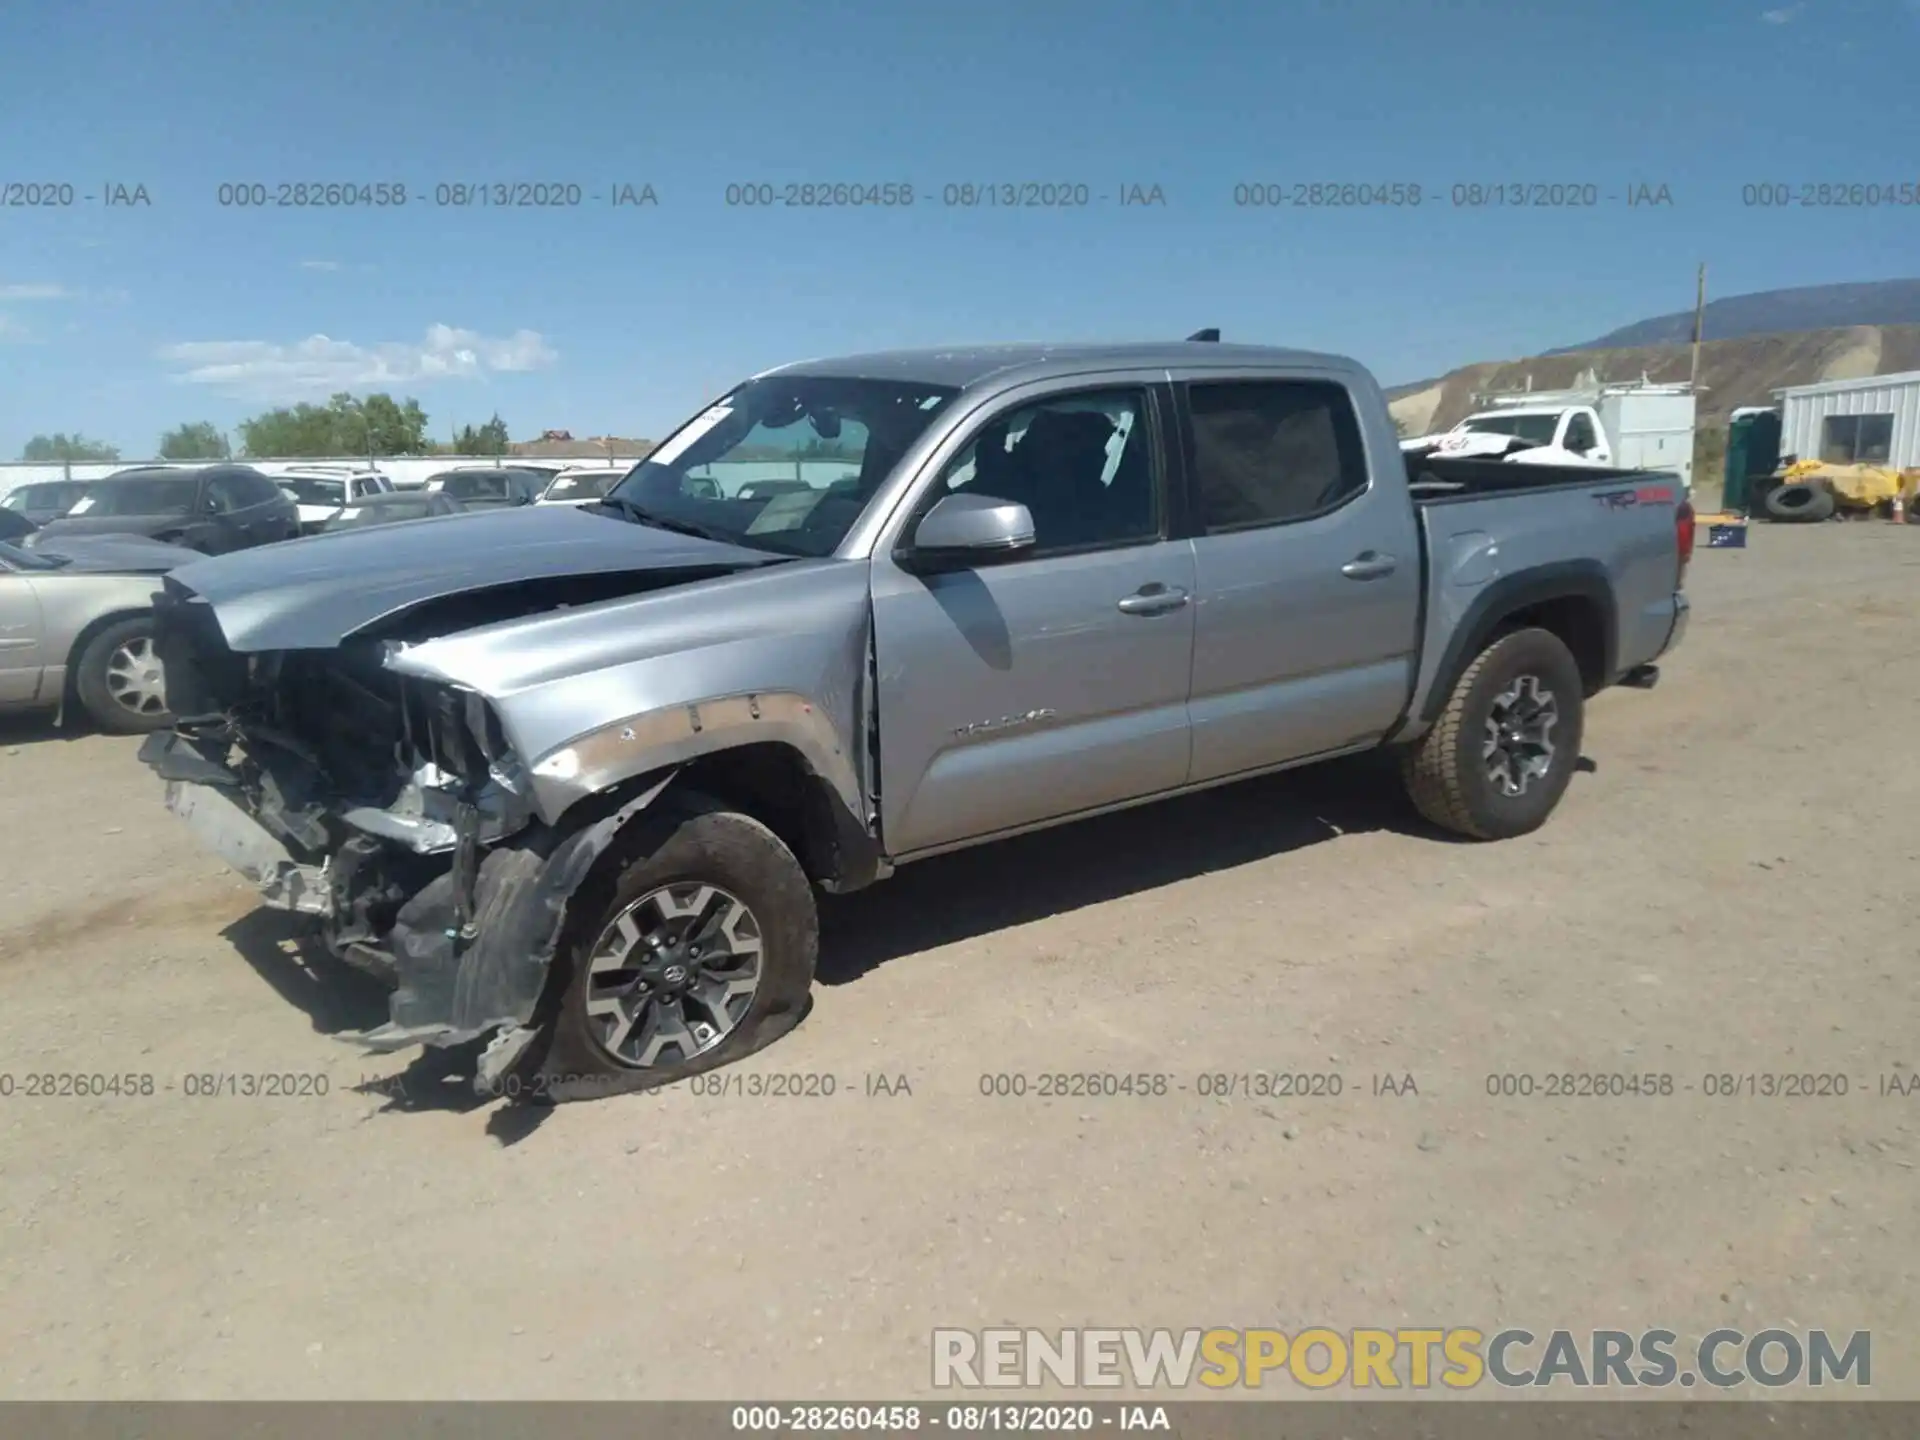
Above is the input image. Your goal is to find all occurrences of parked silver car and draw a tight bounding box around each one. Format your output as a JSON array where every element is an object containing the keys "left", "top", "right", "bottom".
[{"left": 0, "top": 534, "right": 190, "bottom": 731}]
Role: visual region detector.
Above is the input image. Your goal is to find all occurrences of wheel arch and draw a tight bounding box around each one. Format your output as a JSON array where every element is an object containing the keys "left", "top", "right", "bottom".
[
  {"left": 544, "top": 738, "right": 886, "bottom": 897},
  {"left": 61, "top": 606, "right": 156, "bottom": 701},
  {"left": 1416, "top": 563, "right": 1617, "bottom": 729}
]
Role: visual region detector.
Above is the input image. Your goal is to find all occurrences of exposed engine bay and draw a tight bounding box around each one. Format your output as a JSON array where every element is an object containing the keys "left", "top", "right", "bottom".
[{"left": 139, "top": 567, "right": 746, "bottom": 1095}]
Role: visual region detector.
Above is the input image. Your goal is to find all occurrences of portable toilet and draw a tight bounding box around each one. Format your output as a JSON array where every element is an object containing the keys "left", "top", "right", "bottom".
[{"left": 1723, "top": 407, "right": 1782, "bottom": 514}]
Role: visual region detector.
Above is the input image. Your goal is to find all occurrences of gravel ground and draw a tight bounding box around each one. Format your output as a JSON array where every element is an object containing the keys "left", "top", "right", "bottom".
[{"left": 0, "top": 522, "right": 1915, "bottom": 1401}]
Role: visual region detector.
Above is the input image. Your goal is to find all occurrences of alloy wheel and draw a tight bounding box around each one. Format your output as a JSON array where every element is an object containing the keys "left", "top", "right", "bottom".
[
  {"left": 582, "top": 882, "right": 764, "bottom": 1067},
  {"left": 1482, "top": 673, "right": 1558, "bottom": 797}
]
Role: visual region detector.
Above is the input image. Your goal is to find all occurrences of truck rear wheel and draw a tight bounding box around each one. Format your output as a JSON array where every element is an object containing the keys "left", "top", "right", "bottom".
[
  {"left": 527, "top": 790, "right": 818, "bottom": 1102},
  {"left": 1399, "top": 627, "right": 1585, "bottom": 841}
]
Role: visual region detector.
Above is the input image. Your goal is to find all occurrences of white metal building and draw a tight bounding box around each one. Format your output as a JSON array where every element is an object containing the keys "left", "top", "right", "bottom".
[{"left": 1775, "top": 369, "right": 1920, "bottom": 469}]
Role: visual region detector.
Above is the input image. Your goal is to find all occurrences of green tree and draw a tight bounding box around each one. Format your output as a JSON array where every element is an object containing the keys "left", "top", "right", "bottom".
[
  {"left": 236, "top": 392, "right": 431, "bottom": 458},
  {"left": 452, "top": 412, "right": 512, "bottom": 455},
  {"left": 21, "top": 432, "right": 120, "bottom": 463},
  {"left": 355, "top": 393, "right": 431, "bottom": 456},
  {"left": 157, "top": 421, "right": 231, "bottom": 460}
]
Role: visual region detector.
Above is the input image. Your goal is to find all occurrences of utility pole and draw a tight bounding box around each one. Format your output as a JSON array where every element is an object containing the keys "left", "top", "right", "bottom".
[{"left": 1689, "top": 263, "right": 1707, "bottom": 391}]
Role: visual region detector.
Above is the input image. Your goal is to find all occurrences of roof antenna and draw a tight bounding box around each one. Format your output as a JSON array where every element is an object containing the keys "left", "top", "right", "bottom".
[{"left": 1186, "top": 328, "right": 1220, "bottom": 342}]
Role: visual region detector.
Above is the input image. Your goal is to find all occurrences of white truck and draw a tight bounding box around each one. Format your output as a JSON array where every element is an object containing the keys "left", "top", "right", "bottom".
[{"left": 1403, "top": 382, "right": 1696, "bottom": 493}]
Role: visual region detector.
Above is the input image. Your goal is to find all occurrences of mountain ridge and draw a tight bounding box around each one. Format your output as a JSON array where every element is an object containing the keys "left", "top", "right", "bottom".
[
  {"left": 1386, "top": 323, "right": 1920, "bottom": 438},
  {"left": 1552, "top": 278, "right": 1920, "bottom": 353}
]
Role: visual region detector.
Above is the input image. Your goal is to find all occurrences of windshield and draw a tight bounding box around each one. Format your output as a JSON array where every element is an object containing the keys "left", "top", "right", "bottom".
[
  {"left": 543, "top": 470, "right": 625, "bottom": 502},
  {"left": 3, "top": 483, "right": 88, "bottom": 515},
  {"left": 604, "top": 376, "right": 961, "bottom": 556},
  {"left": 278, "top": 477, "right": 347, "bottom": 506},
  {"left": 65, "top": 477, "right": 200, "bottom": 517},
  {"left": 1459, "top": 412, "right": 1560, "bottom": 444}
]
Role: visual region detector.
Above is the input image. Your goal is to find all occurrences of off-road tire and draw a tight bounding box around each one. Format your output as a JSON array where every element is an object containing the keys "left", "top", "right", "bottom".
[
  {"left": 72, "top": 615, "right": 174, "bottom": 734},
  {"left": 524, "top": 789, "right": 818, "bottom": 1103},
  {"left": 1399, "top": 627, "right": 1585, "bottom": 841}
]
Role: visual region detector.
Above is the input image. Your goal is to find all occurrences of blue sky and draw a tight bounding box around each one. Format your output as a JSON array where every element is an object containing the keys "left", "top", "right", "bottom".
[{"left": 3, "top": 0, "right": 1918, "bottom": 459}]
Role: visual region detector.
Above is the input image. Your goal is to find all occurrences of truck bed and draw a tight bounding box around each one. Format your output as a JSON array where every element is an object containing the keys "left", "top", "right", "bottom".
[
  {"left": 1394, "top": 451, "right": 1689, "bottom": 736},
  {"left": 1404, "top": 451, "right": 1671, "bottom": 502}
]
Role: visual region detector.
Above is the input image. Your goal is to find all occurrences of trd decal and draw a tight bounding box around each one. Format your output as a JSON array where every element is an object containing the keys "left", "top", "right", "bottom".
[{"left": 1594, "top": 484, "right": 1676, "bottom": 509}]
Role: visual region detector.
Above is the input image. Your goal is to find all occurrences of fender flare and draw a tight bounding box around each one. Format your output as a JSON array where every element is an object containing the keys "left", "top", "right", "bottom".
[{"left": 1412, "top": 561, "right": 1619, "bottom": 730}]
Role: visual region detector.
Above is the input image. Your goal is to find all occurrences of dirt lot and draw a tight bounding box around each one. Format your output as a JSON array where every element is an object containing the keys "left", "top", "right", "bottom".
[{"left": 1, "top": 523, "right": 1916, "bottom": 1401}]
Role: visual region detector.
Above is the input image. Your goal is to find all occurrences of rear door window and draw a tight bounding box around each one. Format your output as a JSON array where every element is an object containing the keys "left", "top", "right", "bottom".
[{"left": 1185, "top": 380, "right": 1370, "bottom": 531}]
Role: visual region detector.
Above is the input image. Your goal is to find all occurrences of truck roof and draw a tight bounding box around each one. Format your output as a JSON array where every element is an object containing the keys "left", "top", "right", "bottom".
[{"left": 764, "top": 341, "right": 1361, "bottom": 390}]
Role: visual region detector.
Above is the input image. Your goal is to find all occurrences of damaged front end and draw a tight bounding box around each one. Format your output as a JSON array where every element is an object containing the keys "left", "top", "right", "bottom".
[{"left": 142, "top": 578, "right": 657, "bottom": 1091}]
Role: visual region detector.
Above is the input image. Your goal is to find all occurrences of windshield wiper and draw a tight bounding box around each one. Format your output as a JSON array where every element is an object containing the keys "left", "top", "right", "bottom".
[{"left": 595, "top": 495, "right": 731, "bottom": 543}]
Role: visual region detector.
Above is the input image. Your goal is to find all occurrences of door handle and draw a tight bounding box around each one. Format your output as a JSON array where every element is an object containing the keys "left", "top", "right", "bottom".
[
  {"left": 1116, "top": 584, "right": 1191, "bottom": 616},
  {"left": 1340, "top": 551, "right": 1398, "bottom": 581}
]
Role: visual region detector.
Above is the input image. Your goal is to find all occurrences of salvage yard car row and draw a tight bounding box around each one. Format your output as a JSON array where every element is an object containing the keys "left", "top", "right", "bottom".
[{"left": 0, "top": 459, "right": 634, "bottom": 733}]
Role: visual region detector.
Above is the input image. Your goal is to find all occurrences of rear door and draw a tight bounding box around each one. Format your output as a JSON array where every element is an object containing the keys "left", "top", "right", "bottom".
[
  {"left": 869, "top": 378, "right": 1197, "bottom": 856},
  {"left": 199, "top": 472, "right": 256, "bottom": 552},
  {"left": 1175, "top": 373, "right": 1423, "bottom": 784}
]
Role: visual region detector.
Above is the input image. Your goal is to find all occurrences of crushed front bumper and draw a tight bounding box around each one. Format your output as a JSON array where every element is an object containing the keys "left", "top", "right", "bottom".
[
  {"left": 146, "top": 726, "right": 680, "bottom": 1091},
  {"left": 162, "top": 778, "right": 334, "bottom": 916}
]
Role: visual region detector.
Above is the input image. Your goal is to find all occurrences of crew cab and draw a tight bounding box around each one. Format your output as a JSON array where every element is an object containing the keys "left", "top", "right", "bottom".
[{"left": 140, "top": 337, "right": 1693, "bottom": 1102}]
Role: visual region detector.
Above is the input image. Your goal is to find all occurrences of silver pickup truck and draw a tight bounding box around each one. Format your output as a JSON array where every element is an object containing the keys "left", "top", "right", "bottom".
[{"left": 141, "top": 338, "right": 1693, "bottom": 1101}]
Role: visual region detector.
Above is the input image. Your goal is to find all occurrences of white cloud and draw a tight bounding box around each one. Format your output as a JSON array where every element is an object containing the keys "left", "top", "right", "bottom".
[
  {"left": 0, "top": 283, "right": 73, "bottom": 301},
  {"left": 0, "top": 313, "right": 33, "bottom": 342},
  {"left": 298, "top": 259, "right": 343, "bottom": 271},
  {"left": 1761, "top": 2, "right": 1805, "bottom": 21},
  {"left": 157, "top": 323, "right": 559, "bottom": 399}
]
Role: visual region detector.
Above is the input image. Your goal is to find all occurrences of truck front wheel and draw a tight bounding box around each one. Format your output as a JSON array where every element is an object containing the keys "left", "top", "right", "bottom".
[
  {"left": 528, "top": 790, "right": 818, "bottom": 1100},
  {"left": 1400, "top": 627, "right": 1586, "bottom": 840}
]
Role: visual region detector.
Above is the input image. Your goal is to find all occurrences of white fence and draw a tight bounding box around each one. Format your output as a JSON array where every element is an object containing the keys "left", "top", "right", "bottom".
[
  {"left": 0, "top": 454, "right": 653, "bottom": 492},
  {"left": 2, "top": 455, "right": 870, "bottom": 499}
]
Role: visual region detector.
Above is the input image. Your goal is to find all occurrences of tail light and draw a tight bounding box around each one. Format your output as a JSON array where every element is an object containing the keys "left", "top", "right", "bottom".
[{"left": 1674, "top": 498, "right": 1695, "bottom": 587}]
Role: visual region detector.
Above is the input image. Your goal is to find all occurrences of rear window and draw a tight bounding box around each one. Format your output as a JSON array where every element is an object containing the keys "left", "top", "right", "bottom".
[
  {"left": 1187, "top": 380, "right": 1370, "bottom": 530},
  {"left": 1462, "top": 413, "right": 1560, "bottom": 445},
  {"left": 68, "top": 477, "right": 201, "bottom": 517},
  {"left": 341, "top": 498, "right": 432, "bottom": 525},
  {"left": 3, "top": 482, "right": 87, "bottom": 513},
  {"left": 278, "top": 477, "right": 347, "bottom": 506},
  {"left": 441, "top": 470, "right": 526, "bottom": 500}
]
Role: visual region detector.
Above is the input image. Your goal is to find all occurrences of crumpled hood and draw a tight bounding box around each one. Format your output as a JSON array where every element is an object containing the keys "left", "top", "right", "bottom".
[{"left": 168, "top": 502, "right": 783, "bottom": 652}]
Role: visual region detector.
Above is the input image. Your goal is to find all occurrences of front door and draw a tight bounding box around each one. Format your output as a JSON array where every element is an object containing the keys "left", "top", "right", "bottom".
[{"left": 871, "top": 383, "right": 1196, "bottom": 857}]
